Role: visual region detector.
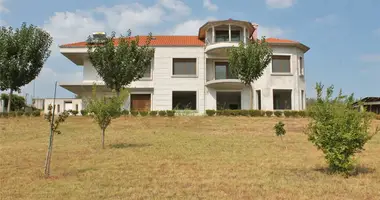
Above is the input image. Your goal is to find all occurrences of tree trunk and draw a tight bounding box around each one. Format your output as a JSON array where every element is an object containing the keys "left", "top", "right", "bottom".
[
  {"left": 102, "top": 128, "right": 105, "bottom": 149},
  {"left": 7, "top": 89, "right": 13, "bottom": 112},
  {"left": 249, "top": 85, "right": 254, "bottom": 110}
]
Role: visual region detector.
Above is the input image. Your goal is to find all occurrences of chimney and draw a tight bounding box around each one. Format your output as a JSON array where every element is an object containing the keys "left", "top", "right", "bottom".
[{"left": 251, "top": 23, "right": 259, "bottom": 40}]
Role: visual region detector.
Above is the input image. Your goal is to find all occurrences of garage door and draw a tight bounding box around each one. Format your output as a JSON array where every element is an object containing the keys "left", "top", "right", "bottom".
[{"left": 131, "top": 94, "right": 151, "bottom": 111}]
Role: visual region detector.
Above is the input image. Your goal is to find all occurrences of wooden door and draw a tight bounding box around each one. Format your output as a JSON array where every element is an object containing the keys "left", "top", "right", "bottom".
[{"left": 131, "top": 94, "right": 151, "bottom": 111}]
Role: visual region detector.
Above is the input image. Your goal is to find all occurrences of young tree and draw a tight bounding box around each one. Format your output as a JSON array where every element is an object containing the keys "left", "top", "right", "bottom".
[
  {"left": 86, "top": 30, "right": 155, "bottom": 96},
  {"left": 0, "top": 23, "right": 52, "bottom": 112},
  {"left": 85, "top": 85, "right": 128, "bottom": 149},
  {"left": 228, "top": 37, "right": 273, "bottom": 109},
  {"left": 305, "top": 83, "right": 379, "bottom": 175}
]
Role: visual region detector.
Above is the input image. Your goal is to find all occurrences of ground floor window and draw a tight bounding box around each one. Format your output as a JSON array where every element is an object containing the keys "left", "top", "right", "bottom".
[
  {"left": 217, "top": 92, "right": 241, "bottom": 110},
  {"left": 273, "top": 89, "right": 292, "bottom": 110},
  {"left": 256, "top": 90, "right": 261, "bottom": 110},
  {"left": 172, "top": 91, "right": 197, "bottom": 110}
]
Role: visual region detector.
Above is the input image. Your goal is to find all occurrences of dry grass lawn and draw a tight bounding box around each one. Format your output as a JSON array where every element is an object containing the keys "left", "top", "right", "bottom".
[{"left": 1, "top": 116, "right": 380, "bottom": 200}]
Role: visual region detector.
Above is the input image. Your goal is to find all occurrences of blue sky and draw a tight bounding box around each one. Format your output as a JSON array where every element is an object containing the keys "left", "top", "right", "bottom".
[{"left": 0, "top": 0, "right": 380, "bottom": 100}]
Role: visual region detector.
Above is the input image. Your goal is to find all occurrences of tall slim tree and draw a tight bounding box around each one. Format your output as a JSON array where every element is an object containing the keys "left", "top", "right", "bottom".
[
  {"left": 87, "top": 30, "right": 155, "bottom": 96},
  {"left": 0, "top": 23, "right": 52, "bottom": 112},
  {"left": 228, "top": 37, "right": 273, "bottom": 109}
]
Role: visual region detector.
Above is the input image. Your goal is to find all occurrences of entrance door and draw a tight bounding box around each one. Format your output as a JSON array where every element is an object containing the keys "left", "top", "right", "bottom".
[{"left": 130, "top": 94, "right": 151, "bottom": 111}]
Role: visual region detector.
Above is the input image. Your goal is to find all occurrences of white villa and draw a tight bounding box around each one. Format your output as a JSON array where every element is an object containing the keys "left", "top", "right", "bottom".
[{"left": 58, "top": 19, "right": 309, "bottom": 114}]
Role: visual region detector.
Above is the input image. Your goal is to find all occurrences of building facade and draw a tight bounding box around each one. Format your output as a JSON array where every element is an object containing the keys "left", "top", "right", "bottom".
[{"left": 59, "top": 19, "right": 309, "bottom": 114}]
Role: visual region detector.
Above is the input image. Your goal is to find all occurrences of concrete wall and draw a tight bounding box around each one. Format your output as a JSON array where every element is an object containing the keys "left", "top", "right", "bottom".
[{"left": 43, "top": 98, "right": 83, "bottom": 114}]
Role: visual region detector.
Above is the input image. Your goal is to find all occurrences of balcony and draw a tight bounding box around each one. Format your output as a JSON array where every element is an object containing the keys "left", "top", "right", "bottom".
[
  {"left": 205, "top": 61, "right": 245, "bottom": 89},
  {"left": 205, "top": 24, "right": 249, "bottom": 54}
]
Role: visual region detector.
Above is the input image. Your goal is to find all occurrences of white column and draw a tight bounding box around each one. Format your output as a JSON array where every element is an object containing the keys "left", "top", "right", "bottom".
[
  {"left": 243, "top": 27, "right": 247, "bottom": 44},
  {"left": 212, "top": 26, "right": 215, "bottom": 43},
  {"left": 229, "top": 24, "right": 231, "bottom": 42}
]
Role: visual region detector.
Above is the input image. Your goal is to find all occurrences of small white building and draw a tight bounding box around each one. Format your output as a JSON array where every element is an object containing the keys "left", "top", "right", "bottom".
[
  {"left": 58, "top": 19, "right": 309, "bottom": 114},
  {"left": 33, "top": 98, "right": 83, "bottom": 114}
]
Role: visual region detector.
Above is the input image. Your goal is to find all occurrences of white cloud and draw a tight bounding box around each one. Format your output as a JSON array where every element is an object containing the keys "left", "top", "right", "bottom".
[
  {"left": 360, "top": 54, "right": 380, "bottom": 63},
  {"left": 159, "top": 0, "right": 191, "bottom": 16},
  {"left": 169, "top": 17, "right": 216, "bottom": 35},
  {"left": 266, "top": 0, "right": 295, "bottom": 9},
  {"left": 315, "top": 14, "right": 338, "bottom": 25},
  {"left": 0, "top": 19, "right": 6, "bottom": 26},
  {"left": 258, "top": 26, "right": 288, "bottom": 38},
  {"left": 0, "top": 0, "right": 8, "bottom": 13},
  {"left": 203, "top": 0, "right": 218, "bottom": 11}
]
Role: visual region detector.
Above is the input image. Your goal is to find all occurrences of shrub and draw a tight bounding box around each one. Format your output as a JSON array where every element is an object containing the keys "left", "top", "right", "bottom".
[
  {"left": 140, "top": 111, "right": 148, "bottom": 116},
  {"left": 375, "top": 115, "right": 380, "bottom": 120},
  {"left": 206, "top": 109, "right": 216, "bottom": 116},
  {"left": 166, "top": 110, "right": 175, "bottom": 117},
  {"left": 305, "top": 83, "right": 379, "bottom": 175},
  {"left": 149, "top": 111, "right": 157, "bottom": 116},
  {"left": 274, "top": 121, "right": 286, "bottom": 139},
  {"left": 240, "top": 110, "right": 249, "bottom": 116},
  {"left": 298, "top": 110, "right": 306, "bottom": 118},
  {"left": 24, "top": 111, "right": 31, "bottom": 117},
  {"left": 230, "top": 110, "right": 240, "bottom": 116},
  {"left": 16, "top": 110, "right": 24, "bottom": 117},
  {"left": 32, "top": 110, "right": 41, "bottom": 117},
  {"left": 291, "top": 111, "right": 299, "bottom": 118},
  {"left": 216, "top": 110, "right": 223, "bottom": 116},
  {"left": 274, "top": 111, "right": 283, "bottom": 117},
  {"left": 80, "top": 110, "right": 88, "bottom": 116},
  {"left": 283, "top": 111, "right": 292, "bottom": 118},
  {"left": 131, "top": 111, "right": 139, "bottom": 116},
  {"left": 121, "top": 110, "right": 129, "bottom": 116},
  {"left": 71, "top": 110, "right": 79, "bottom": 116},
  {"left": 158, "top": 110, "right": 166, "bottom": 116},
  {"left": 265, "top": 111, "right": 273, "bottom": 117},
  {"left": 1, "top": 112, "right": 8, "bottom": 118},
  {"left": 8, "top": 111, "right": 16, "bottom": 117}
]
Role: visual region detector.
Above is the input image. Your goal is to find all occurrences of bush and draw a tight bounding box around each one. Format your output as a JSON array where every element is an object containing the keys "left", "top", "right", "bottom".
[
  {"left": 140, "top": 111, "right": 148, "bottom": 116},
  {"left": 376, "top": 115, "right": 380, "bottom": 120},
  {"left": 8, "top": 111, "right": 16, "bottom": 117},
  {"left": 32, "top": 110, "right": 41, "bottom": 117},
  {"left": 1, "top": 112, "right": 8, "bottom": 118},
  {"left": 158, "top": 110, "right": 166, "bottom": 116},
  {"left": 121, "top": 110, "right": 129, "bottom": 116},
  {"left": 24, "top": 111, "right": 31, "bottom": 117},
  {"left": 274, "top": 121, "right": 286, "bottom": 138},
  {"left": 216, "top": 110, "right": 223, "bottom": 116},
  {"left": 16, "top": 111, "right": 24, "bottom": 117},
  {"left": 283, "top": 110, "right": 292, "bottom": 118},
  {"left": 274, "top": 111, "right": 283, "bottom": 117},
  {"left": 291, "top": 111, "right": 299, "bottom": 118},
  {"left": 206, "top": 109, "right": 216, "bottom": 116},
  {"left": 81, "top": 110, "right": 88, "bottom": 116},
  {"left": 298, "top": 110, "right": 306, "bottom": 118},
  {"left": 240, "top": 110, "right": 249, "bottom": 116},
  {"left": 166, "top": 110, "right": 175, "bottom": 117},
  {"left": 265, "top": 111, "right": 273, "bottom": 117},
  {"left": 71, "top": 110, "right": 79, "bottom": 116},
  {"left": 149, "top": 111, "right": 157, "bottom": 116},
  {"left": 305, "top": 83, "right": 379, "bottom": 175},
  {"left": 131, "top": 111, "right": 139, "bottom": 116}
]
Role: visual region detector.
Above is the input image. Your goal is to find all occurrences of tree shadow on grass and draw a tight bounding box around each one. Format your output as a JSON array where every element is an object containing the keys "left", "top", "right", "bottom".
[
  {"left": 110, "top": 143, "right": 152, "bottom": 149},
  {"left": 313, "top": 165, "right": 375, "bottom": 177}
]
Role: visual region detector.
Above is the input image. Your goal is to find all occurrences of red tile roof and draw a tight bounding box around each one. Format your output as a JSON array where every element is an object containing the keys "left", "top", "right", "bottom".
[{"left": 60, "top": 36, "right": 305, "bottom": 49}]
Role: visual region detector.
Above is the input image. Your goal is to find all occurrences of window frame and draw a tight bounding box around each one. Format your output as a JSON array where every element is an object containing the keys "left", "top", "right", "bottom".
[
  {"left": 271, "top": 54, "right": 292, "bottom": 75},
  {"left": 140, "top": 59, "right": 154, "bottom": 81},
  {"left": 299, "top": 56, "right": 304, "bottom": 76},
  {"left": 172, "top": 58, "right": 198, "bottom": 77},
  {"left": 272, "top": 89, "right": 293, "bottom": 110},
  {"left": 172, "top": 91, "right": 198, "bottom": 111}
]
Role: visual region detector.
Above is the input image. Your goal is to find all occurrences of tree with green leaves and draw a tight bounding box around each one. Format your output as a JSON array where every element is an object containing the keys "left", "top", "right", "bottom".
[
  {"left": 228, "top": 37, "right": 273, "bottom": 109},
  {"left": 0, "top": 93, "right": 26, "bottom": 111},
  {"left": 305, "top": 82, "right": 379, "bottom": 175},
  {"left": 0, "top": 23, "right": 52, "bottom": 112},
  {"left": 85, "top": 85, "right": 128, "bottom": 149},
  {"left": 86, "top": 30, "right": 155, "bottom": 96}
]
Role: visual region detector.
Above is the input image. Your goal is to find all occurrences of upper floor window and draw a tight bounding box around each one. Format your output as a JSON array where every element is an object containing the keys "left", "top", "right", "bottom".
[
  {"left": 299, "top": 57, "right": 304, "bottom": 75},
  {"left": 173, "top": 58, "right": 196, "bottom": 75},
  {"left": 272, "top": 55, "right": 291, "bottom": 73},
  {"left": 215, "top": 62, "right": 236, "bottom": 80},
  {"left": 215, "top": 30, "right": 240, "bottom": 42},
  {"left": 143, "top": 65, "right": 151, "bottom": 78}
]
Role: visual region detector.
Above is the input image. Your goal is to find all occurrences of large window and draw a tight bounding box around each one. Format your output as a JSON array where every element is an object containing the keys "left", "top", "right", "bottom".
[
  {"left": 215, "top": 62, "right": 236, "bottom": 79},
  {"left": 217, "top": 92, "right": 241, "bottom": 110},
  {"left": 172, "top": 91, "right": 197, "bottom": 110},
  {"left": 231, "top": 31, "right": 241, "bottom": 42},
  {"left": 273, "top": 90, "right": 292, "bottom": 110},
  {"left": 215, "top": 30, "right": 229, "bottom": 42},
  {"left": 272, "top": 55, "right": 291, "bottom": 73},
  {"left": 173, "top": 58, "right": 196, "bottom": 75}
]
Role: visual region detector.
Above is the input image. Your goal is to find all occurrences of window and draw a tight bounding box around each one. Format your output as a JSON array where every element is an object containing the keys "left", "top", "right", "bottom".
[
  {"left": 256, "top": 90, "right": 261, "bottom": 110},
  {"left": 301, "top": 90, "right": 304, "bottom": 110},
  {"left": 215, "top": 62, "right": 236, "bottom": 79},
  {"left": 57, "top": 104, "right": 60, "bottom": 113},
  {"left": 143, "top": 65, "right": 151, "bottom": 78},
  {"left": 231, "top": 31, "right": 241, "bottom": 42},
  {"left": 75, "top": 104, "right": 78, "bottom": 111},
  {"left": 172, "top": 91, "right": 197, "bottom": 110},
  {"left": 273, "top": 90, "right": 292, "bottom": 110},
  {"left": 299, "top": 57, "right": 304, "bottom": 75},
  {"left": 272, "top": 55, "right": 291, "bottom": 73},
  {"left": 215, "top": 30, "right": 229, "bottom": 42},
  {"left": 173, "top": 58, "right": 196, "bottom": 75},
  {"left": 217, "top": 92, "right": 241, "bottom": 110}
]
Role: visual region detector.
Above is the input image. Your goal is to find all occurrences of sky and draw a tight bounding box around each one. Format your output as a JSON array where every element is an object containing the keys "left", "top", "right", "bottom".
[{"left": 0, "top": 0, "right": 380, "bottom": 100}]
